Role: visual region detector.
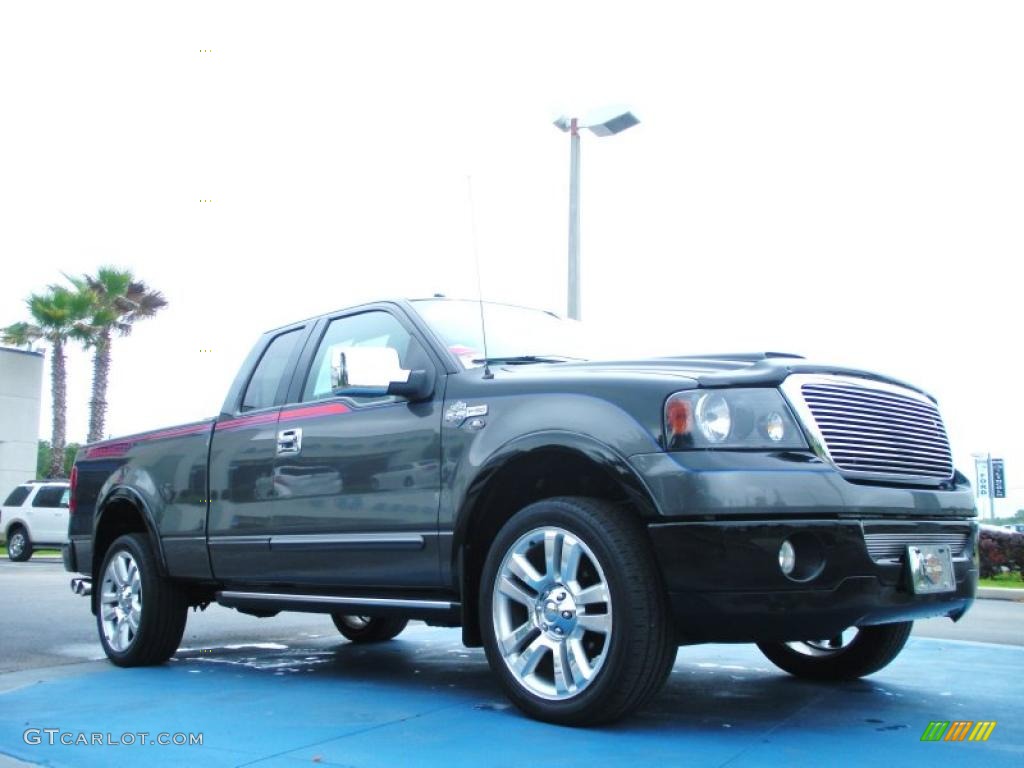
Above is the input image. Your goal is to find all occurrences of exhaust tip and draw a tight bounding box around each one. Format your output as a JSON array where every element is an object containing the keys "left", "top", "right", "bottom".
[{"left": 70, "top": 578, "right": 92, "bottom": 597}]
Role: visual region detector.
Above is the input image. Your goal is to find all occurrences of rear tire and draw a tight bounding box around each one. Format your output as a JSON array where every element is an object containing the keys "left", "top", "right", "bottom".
[
  {"left": 757, "top": 622, "right": 913, "bottom": 680},
  {"left": 96, "top": 533, "right": 188, "bottom": 666},
  {"left": 479, "top": 496, "right": 675, "bottom": 726},
  {"left": 331, "top": 615, "right": 409, "bottom": 643},
  {"left": 6, "top": 526, "right": 32, "bottom": 562}
]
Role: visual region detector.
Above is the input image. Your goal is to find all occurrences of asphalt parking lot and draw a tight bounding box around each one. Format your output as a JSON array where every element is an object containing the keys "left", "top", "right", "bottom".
[{"left": 1, "top": 559, "right": 1022, "bottom": 767}]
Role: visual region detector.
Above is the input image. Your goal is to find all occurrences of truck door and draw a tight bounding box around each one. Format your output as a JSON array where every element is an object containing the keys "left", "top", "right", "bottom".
[
  {"left": 207, "top": 326, "right": 306, "bottom": 581},
  {"left": 266, "top": 308, "right": 443, "bottom": 588}
]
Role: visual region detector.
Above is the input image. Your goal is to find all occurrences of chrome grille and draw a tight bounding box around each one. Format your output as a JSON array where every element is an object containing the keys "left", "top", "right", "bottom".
[
  {"left": 784, "top": 375, "right": 954, "bottom": 484},
  {"left": 864, "top": 531, "right": 970, "bottom": 562}
]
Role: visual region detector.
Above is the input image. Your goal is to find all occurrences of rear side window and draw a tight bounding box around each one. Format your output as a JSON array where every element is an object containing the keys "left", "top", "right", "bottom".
[
  {"left": 242, "top": 329, "right": 302, "bottom": 411},
  {"left": 3, "top": 486, "right": 30, "bottom": 507},
  {"left": 32, "top": 486, "right": 69, "bottom": 508}
]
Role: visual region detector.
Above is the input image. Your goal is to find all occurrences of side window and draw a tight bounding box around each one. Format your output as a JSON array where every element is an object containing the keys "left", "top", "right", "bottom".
[
  {"left": 241, "top": 329, "right": 302, "bottom": 411},
  {"left": 32, "top": 486, "right": 67, "bottom": 508},
  {"left": 302, "top": 311, "right": 416, "bottom": 402},
  {"left": 59, "top": 489, "right": 71, "bottom": 508},
  {"left": 3, "top": 486, "right": 30, "bottom": 507}
]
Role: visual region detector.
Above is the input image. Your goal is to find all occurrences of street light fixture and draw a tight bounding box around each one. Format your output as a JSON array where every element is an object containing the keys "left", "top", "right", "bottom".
[{"left": 553, "top": 108, "right": 640, "bottom": 320}]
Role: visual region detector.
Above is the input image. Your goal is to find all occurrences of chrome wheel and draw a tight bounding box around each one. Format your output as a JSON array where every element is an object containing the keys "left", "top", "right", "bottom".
[
  {"left": 8, "top": 532, "right": 25, "bottom": 558},
  {"left": 491, "top": 526, "right": 612, "bottom": 701},
  {"left": 786, "top": 628, "right": 858, "bottom": 657},
  {"left": 100, "top": 550, "right": 142, "bottom": 652}
]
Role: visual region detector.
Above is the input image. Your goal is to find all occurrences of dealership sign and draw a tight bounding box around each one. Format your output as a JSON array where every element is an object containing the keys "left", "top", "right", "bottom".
[
  {"left": 991, "top": 458, "right": 1006, "bottom": 499},
  {"left": 975, "top": 457, "right": 990, "bottom": 497}
]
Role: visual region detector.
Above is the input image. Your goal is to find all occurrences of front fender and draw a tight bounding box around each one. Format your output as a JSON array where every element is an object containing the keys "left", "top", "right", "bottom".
[
  {"left": 447, "top": 429, "right": 662, "bottom": 555},
  {"left": 440, "top": 390, "right": 665, "bottom": 541}
]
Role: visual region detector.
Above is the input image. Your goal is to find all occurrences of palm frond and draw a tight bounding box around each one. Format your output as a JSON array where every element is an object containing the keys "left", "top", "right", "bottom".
[{"left": 1, "top": 321, "right": 43, "bottom": 348}]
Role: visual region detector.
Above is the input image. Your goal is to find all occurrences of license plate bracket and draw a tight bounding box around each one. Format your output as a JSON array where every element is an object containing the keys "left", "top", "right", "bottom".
[{"left": 906, "top": 544, "right": 956, "bottom": 594}]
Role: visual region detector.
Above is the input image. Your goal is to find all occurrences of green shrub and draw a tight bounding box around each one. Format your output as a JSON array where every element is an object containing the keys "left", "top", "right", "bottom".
[{"left": 978, "top": 528, "right": 1024, "bottom": 579}]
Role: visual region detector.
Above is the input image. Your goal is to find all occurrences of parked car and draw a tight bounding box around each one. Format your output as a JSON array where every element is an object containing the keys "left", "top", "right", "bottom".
[
  {"left": 2, "top": 480, "right": 71, "bottom": 561},
  {"left": 63, "top": 298, "right": 978, "bottom": 725}
]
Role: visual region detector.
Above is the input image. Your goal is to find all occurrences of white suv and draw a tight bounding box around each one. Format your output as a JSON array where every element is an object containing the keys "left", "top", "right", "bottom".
[{"left": 1, "top": 481, "right": 71, "bottom": 561}]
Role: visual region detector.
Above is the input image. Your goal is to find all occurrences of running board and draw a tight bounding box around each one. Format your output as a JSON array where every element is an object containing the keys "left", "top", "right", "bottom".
[{"left": 215, "top": 590, "right": 461, "bottom": 623}]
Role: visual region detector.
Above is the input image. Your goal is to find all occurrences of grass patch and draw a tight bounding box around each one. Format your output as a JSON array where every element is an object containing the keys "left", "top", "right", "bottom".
[{"left": 979, "top": 574, "right": 1024, "bottom": 589}]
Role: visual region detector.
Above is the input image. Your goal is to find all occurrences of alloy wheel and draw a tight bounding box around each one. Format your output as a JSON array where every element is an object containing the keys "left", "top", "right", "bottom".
[
  {"left": 100, "top": 550, "right": 143, "bottom": 652},
  {"left": 8, "top": 532, "right": 25, "bottom": 558},
  {"left": 491, "top": 526, "right": 613, "bottom": 701}
]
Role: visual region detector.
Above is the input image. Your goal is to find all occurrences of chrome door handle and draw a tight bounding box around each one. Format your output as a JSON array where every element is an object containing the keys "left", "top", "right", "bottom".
[{"left": 276, "top": 428, "right": 302, "bottom": 455}]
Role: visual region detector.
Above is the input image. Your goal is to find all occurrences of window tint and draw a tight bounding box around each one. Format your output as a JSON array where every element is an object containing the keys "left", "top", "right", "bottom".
[
  {"left": 302, "top": 312, "right": 414, "bottom": 402},
  {"left": 242, "top": 329, "right": 302, "bottom": 411},
  {"left": 32, "top": 485, "right": 68, "bottom": 508},
  {"left": 3, "top": 486, "right": 30, "bottom": 507}
]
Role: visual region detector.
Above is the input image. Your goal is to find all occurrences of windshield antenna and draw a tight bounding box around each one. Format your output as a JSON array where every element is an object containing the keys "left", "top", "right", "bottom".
[{"left": 466, "top": 175, "right": 493, "bottom": 380}]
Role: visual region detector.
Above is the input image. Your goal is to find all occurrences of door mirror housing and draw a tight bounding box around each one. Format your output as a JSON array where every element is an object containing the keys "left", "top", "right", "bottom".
[
  {"left": 386, "top": 369, "right": 433, "bottom": 401},
  {"left": 331, "top": 347, "right": 433, "bottom": 401}
]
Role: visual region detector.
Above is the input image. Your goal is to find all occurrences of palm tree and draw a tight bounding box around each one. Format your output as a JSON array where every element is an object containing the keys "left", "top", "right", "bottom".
[
  {"left": 71, "top": 267, "right": 168, "bottom": 443},
  {"left": 2, "top": 287, "right": 93, "bottom": 478}
]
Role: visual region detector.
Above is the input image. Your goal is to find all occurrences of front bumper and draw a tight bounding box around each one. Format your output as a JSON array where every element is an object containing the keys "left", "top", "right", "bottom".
[
  {"left": 631, "top": 451, "right": 978, "bottom": 643},
  {"left": 648, "top": 519, "right": 976, "bottom": 643}
]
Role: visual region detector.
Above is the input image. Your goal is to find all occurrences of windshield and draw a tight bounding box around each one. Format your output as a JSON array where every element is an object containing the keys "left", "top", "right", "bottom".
[{"left": 411, "top": 299, "right": 595, "bottom": 369}]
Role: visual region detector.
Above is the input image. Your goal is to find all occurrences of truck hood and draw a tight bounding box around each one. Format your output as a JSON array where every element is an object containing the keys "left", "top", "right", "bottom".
[{"left": 490, "top": 353, "right": 935, "bottom": 400}]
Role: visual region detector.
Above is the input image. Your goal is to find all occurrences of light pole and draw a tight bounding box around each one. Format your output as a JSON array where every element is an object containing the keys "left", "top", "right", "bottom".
[{"left": 554, "top": 108, "right": 640, "bottom": 320}]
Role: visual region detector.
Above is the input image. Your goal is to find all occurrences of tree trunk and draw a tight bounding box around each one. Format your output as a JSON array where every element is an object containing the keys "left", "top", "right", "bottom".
[
  {"left": 48, "top": 339, "right": 68, "bottom": 478},
  {"left": 87, "top": 329, "right": 111, "bottom": 444}
]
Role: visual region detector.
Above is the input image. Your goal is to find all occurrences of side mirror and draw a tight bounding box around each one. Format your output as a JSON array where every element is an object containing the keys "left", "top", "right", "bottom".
[
  {"left": 331, "top": 347, "right": 433, "bottom": 401},
  {"left": 387, "top": 369, "right": 433, "bottom": 401}
]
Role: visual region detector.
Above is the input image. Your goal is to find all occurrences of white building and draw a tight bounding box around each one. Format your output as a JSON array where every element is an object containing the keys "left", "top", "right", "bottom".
[{"left": 0, "top": 346, "right": 44, "bottom": 501}]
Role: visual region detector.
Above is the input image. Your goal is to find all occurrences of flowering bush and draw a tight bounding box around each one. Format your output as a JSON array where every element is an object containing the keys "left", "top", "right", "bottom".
[{"left": 978, "top": 528, "right": 1024, "bottom": 579}]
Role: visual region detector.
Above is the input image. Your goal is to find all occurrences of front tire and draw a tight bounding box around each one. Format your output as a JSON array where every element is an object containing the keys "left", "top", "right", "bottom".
[
  {"left": 757, "top": 622, "right": 913, "bottom": 680},
  {"left": 96, "top": 533, "right": 188, "bottom": 666},
  {"left": 7, "top": 526, "right": 32, "bottom": 562},
  {"left": 480, "top": 496, "right": 676, "bottom": 726},
  {"left": 331, "top": 615, "right": 409, "bottom": 643}
]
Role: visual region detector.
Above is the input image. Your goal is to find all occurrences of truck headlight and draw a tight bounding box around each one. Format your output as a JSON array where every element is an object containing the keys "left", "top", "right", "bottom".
[
  {"left": 664, "top": 388, "right": 807, "bottom": 450},
  {"left": 695, "top": 393, "right": 731, "bottom": 443}
]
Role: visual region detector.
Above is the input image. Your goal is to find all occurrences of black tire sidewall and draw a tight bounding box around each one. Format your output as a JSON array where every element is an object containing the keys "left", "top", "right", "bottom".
[
  {"left": 757, "top": 622, "right": 913, "bottom": 680},
  {"left": 479, "top": 499, "right": 652, "bottom": 723},
  {"left": 331, "top": 615, "right": 409, "bottom": 643}
]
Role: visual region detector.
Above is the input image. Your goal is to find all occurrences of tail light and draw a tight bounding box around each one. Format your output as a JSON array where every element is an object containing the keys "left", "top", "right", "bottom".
[{"left": 69, "top": 465, "right": 78, "bottom": 515}]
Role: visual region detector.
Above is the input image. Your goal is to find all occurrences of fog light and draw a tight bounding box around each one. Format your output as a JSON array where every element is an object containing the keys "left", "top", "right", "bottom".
[{"left": 779, "top": 539, "right": 796, "bottom": 575}]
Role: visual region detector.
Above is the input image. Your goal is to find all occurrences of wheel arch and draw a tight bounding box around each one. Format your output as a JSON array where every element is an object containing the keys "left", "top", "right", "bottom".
[
  {"left": 454, "top": 432, "right": 660, "bottom": 647},
  {"left": 4, "top": 516, "right": 29, "bottom": 540},
  {"left": 92, "top": 487, "right": 168, "bottom": 585}
]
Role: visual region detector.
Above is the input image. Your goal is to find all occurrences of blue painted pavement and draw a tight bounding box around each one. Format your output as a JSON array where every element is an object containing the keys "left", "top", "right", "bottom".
[{"left": 1, "top": 625, "right": 1021, "bottom": 767}]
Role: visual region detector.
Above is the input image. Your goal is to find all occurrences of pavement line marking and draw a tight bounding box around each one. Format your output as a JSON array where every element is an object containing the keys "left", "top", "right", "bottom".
[
  {"left": 715, "top": 690, "right": 829, "bottom": 767},
  {"left": 231, "top": 700, "right": 471, "bottom": 768}
]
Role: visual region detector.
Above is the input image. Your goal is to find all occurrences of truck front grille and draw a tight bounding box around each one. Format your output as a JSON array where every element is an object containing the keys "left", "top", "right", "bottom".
[
  {"left": 864, "top": 530, "right": 970, "bottom": 562},
  {"left": 783, "top": 375, "right": 955, "bottom": 485}
]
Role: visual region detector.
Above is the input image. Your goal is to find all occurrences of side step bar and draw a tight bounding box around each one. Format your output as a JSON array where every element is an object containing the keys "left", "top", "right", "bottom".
[{"left": 215, "top": 590, "right": 461, "bottom": 623}]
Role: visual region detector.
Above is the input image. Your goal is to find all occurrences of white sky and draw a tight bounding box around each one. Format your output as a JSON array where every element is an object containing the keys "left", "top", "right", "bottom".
[{"left": 1, "top": 1, "right": 1021, "bottom": 515}]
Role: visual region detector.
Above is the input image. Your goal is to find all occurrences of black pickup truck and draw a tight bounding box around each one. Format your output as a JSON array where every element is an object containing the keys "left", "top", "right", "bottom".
[{"left": 64, "top": 297, "right": 977, "bottom": 725}]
